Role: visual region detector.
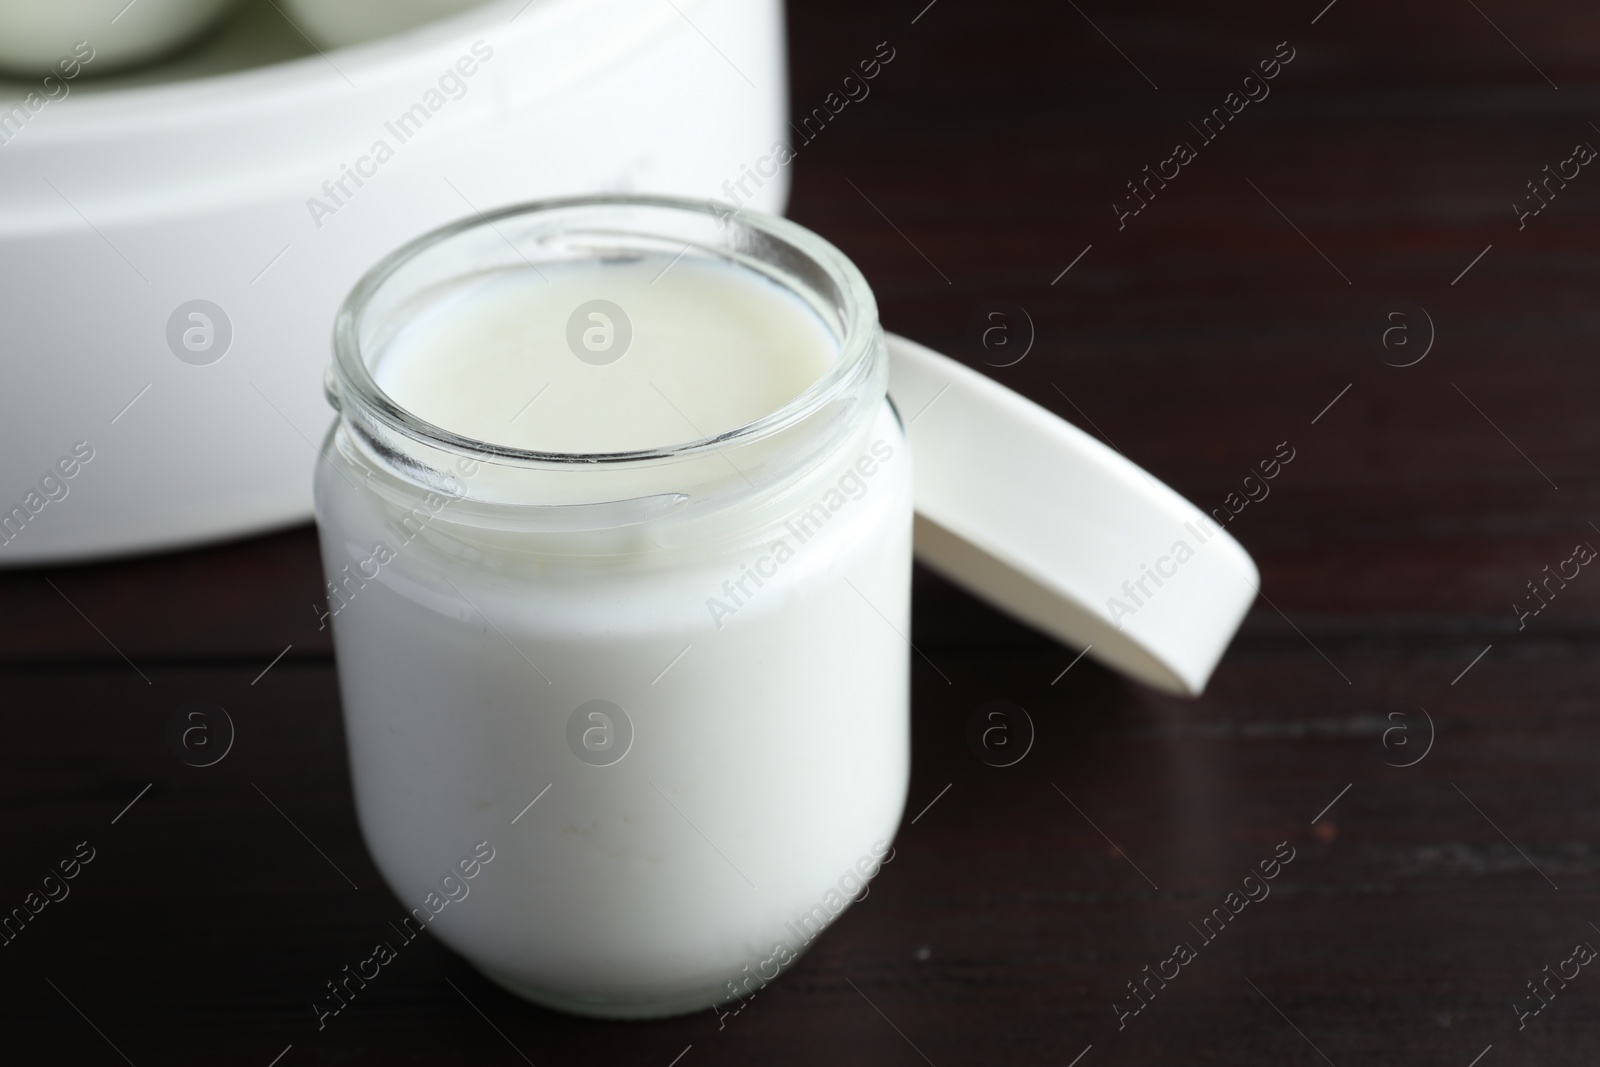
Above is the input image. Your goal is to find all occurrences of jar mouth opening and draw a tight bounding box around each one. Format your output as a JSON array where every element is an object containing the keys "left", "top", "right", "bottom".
[{"left": 330, "top": 194, "right": 880, "bottom": 470}]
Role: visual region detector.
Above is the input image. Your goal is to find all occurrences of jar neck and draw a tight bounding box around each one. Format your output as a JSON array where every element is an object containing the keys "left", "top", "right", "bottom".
[
  {"left": 330, "top": 330, "right": 888, "bottom": 535},
  {"left": 326, "top": 197, "right": 886, "bottom": 534}
]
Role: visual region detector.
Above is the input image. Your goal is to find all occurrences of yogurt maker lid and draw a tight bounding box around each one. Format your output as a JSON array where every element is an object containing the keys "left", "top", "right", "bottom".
[{"left": 886, "top": 332, "right": 1259, "bottom": 697}]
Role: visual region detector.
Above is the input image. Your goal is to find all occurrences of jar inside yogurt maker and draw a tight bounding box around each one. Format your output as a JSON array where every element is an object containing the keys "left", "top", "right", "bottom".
[{"left": 316, "top": 196, "right": 912, "bottom": 1019}]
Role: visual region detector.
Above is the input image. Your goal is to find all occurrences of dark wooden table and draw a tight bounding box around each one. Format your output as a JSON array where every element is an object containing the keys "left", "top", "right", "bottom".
[{"left": 6, "top": 1, "right": 1599, "bottom": 1063}]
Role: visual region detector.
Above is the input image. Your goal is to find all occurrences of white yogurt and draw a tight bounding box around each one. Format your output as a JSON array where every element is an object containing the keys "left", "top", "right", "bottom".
[
  {"left": 316, "top": 199, "right": 912, "bottom": 1018},
  {"left": 373, "top": 257, "right": 837, "bottom": 454}
]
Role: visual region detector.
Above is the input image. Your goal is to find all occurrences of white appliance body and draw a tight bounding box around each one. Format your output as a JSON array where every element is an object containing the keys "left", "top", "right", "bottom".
[{"left": 0, "top": 0, "right": 788, "bottom": 564}]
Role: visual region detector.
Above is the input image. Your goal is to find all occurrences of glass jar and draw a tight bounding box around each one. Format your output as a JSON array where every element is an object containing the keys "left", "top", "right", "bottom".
[{"left": 314, "top": 196, "right": 912, "bottom": 1019}]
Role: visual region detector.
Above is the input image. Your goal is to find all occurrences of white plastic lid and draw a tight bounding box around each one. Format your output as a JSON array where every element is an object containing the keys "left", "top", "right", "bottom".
[{"left": 886, "top": 332, "right": 1259, "bottom": 696}]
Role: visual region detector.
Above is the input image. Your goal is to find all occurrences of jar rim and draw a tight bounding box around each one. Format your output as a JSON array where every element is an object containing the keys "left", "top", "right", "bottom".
[{"left": 329, "top": 193, "right": 881, "bottom": 469}]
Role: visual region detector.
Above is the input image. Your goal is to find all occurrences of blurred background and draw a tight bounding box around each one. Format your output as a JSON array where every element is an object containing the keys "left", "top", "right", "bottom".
[{"left": 3, "top": 0, "right": 1598, "bottom": 1063}]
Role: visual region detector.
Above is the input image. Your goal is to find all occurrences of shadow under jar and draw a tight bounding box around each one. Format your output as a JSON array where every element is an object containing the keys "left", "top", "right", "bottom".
[{"left": 315, "top": 196, "right": 912, "bottom": 1019}]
